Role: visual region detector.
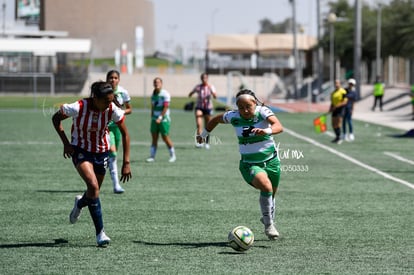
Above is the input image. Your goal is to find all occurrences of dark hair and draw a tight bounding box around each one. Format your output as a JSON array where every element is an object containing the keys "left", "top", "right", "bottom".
[
  {"left": 106, "top": 70, "right": 120, "bottom": 81},
  {"left": 90, "top": 81, "right": 122, "bottom": 108},
  {"left": 91, "top": 81, "right": 113, "bottom": 98},
  {"left": 235, "top": 89, "right": 265, "bottom": 106},
  {"left": 200, "top": 72, "right": 208, "bottom": 81},
  {"left": 152, "top": 77, "right": 163, "bottom": 95}
]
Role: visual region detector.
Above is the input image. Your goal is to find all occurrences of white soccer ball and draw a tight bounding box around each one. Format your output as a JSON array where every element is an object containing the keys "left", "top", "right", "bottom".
[{"left": 228, "top": 225, "right": 254, "bottom": 252}]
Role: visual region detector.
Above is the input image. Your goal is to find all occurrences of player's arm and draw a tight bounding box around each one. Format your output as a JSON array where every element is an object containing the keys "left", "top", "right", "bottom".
[
  {"left": 196, "top": 113, "right": 224, "bottom": 143},
  {"left": 124, "top": 102, "right": 132, "bottom": 115},
  {"left": 252, "top": 115, "right": 283, "bottom": 136},
  {"left": 52, "top": 110, "right": 73, "bottom": 158},
  {"left": 117, "top": 119, "right": 132, "bottom": 183},
  {"left": 211, "top": 86, "right": 217, "bottom": 99},
  {"left": 156, "top": 102, "right": 169, "bottom": 123},
  {"left": 188, "top": 88, "right": 196, "bottom": 97}
]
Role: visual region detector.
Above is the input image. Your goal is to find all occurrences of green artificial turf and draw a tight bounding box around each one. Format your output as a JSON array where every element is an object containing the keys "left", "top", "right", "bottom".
[{"left": 0, "top": 106, "right": 412, "bottom": 274}]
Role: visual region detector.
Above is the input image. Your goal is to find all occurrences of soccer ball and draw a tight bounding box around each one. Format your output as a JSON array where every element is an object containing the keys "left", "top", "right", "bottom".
[{"left": 228, "top": 226, "right": 254, "bottom": 252}]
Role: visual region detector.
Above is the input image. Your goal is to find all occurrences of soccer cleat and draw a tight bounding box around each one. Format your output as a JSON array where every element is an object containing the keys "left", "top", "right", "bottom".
[
  {"left": 169, "top": 154, "right": 176, "bottom": 163},
  {"left": 114, "top": 186, "right": 125, "bottom": 194},
  {"left": 146, "top": 157, "right": 155, "bottom": 163},
  {"left": 349, "top": 133, "right": 355, "bottom": 141},
  {"left": 195, "top": 143, "right": 204, "bottom": 148},
  {"left": 264, "top": 223, "right": 279, "bottom": 240},
  {"left": 96, "top": 230, "right": 111, "bottom": 247},
  {"left": 69, "top": 195, "right": 83, "bottom": 224}
]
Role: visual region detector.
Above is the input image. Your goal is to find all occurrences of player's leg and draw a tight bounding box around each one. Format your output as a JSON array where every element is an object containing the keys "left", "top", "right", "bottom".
[
  {"left": 194, "top": 109, "right": 204, "bottom": 147},
  {"left": 267, "top": 157, "right": 281, "bottom": 221},
  {"left": 74, "top": 159, "right": 110, "bottom": 246},
  {"left": 160, "top": 119, "right": 176, "bottom": 162},
  {"left": 331, "top": 114, "right": 341, "bottom": 143},
  {"left": 203, "top": 113, "right": 212, "bottom": 148},
  {"left": 147, "top": 121, "right": 159, "bottom": 162},
  {"left": 251, "top": 172, "right": 279, "bottom": 239},
  {"left": 239, "top": 161, "right": 279, "bottom": 239},
  {"left": 109, "top": 128, "right": 124, "bottom": 193}
]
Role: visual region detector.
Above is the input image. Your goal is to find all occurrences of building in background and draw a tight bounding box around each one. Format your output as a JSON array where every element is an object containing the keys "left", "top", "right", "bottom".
[
  {"left": 41, "top": 0, "right": 155, "bottom": 58},
  {"left": 0, "top": 0, "right": 155, "bottom": 93}
]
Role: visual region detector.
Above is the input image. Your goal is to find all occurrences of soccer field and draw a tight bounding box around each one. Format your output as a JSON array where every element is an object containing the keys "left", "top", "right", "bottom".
[{"left": 0, "top": 105, "right": 413, "bottom": 274}]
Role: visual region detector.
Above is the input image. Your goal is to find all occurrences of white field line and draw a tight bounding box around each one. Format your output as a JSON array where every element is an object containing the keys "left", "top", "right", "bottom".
[
  {"left": 0, "top": 141, "right": 194, "bottom": 146},
  {"left": 384, "top": 151, "right": 414, "bottom": 166},
  {"left": 284, "top": 128, "right": 414, "bottom": 190}
]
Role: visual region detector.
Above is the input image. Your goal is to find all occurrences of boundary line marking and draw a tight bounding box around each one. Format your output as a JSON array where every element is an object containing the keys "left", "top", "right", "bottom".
[
  {"left": 284, "top": 128, "right": 414, "bottom": 190},
  {"left": 384, "top": 151, "right": 414, "bottom": 166}
]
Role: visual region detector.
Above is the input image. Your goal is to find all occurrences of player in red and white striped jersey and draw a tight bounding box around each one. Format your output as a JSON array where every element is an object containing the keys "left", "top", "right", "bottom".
[{"left": 52, "top": 81, "right": 131, "bottom": 247}]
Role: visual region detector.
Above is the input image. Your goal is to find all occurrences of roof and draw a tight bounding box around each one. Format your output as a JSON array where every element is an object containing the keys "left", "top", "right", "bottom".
[
  {"left": 0, "top": 38, "right": 92, "bottom": 56},
  {"left": 207, "top": 34, "right": 256, "bottom": 54},
  {"left": 208, "top": 34, "right": 317, "bottom": 55}
]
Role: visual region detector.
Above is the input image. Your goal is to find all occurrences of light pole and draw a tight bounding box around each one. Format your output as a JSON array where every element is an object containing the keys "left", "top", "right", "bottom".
[
  {"left": 2, "top": 1, "right": 6, "bottom": 37},
  {"left": 354, "top": 0, "right": 362, "bottom": 100},
  {"left": 316, "top": 0, "right": 324, "bottom": 101},
  {"left": 376, "top": 3, "right": 382, "bottom": 78},
  {"left": 211, "top": 8, "right": 219, "bottom": 34},
  {"left": 290, "top": 0, "right": 299, "bottom": 98},
  {"left": 328, "top": 12, "right": 337, "bottom": 88},
  {"left": 167, "top": 24, "right": 177, "bottom": 64}
]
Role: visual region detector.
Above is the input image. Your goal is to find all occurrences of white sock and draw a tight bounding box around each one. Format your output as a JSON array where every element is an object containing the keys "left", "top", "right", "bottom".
[
  {"left": 168, "top": 147, "right": 175, "bottom": 157},
  {"left": 259, "top": 193, "right": 273, "bottom": 225},
  {"left": 109, "top": 156, "right": 120, "bottom": 189}
]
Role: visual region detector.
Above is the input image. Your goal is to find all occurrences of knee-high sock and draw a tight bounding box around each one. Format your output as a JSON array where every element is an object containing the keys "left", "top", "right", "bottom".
[
  {"left": 88, "top": 197, "right": 104, "bottom": 235},
  {"left": 272, "top": 197, "right": 276, "bottom": 220},
  {"left": 109, "top": 156, "right": 120, "bottom": 189},
  {"left": 334, "top": 127, "right": 341, "bottom": 138},
  {"left": 150, "top": 145, "right": 157, "bottom": 158},
  {"left": 260, "top": 192, "right": 273, "bottom": 225}
]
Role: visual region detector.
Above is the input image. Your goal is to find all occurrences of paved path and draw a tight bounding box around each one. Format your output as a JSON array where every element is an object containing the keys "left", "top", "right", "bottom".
[
  {"left": 271, "top": 84, "right": 413, "bottom": 132},
  {"left": 353, "top": 84, "right": 413, "bottom": 131}
]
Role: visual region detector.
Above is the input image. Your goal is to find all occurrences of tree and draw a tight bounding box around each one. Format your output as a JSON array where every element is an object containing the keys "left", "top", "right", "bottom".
[
  {"left": 382, "top": 0, "right": 414, "bottom": 58},
  {"left": 259, "top": 18, "right": 295, "bottom": 34}
]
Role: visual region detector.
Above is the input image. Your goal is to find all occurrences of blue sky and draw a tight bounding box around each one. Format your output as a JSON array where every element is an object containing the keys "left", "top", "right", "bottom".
[{"left": 152, "top": 0, "right": 390, "bottom": 57}]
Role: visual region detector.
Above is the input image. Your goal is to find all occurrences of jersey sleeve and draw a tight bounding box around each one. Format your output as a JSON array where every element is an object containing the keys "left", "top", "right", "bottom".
[
  {"left": 260, "top": 106, "right": 275, "bottom": 119},
  {"left": 120, "top": 86, "right": 131, "bottom": 103},
  {"left": 60, "top": 101, "right": 80, "bottom": 117},
  {"left": 222, "top": 110, "right": 237, "bottom": 124},
  {"left": 210, "top": 85, "right": 217, "bottom": 94},
  {"left": 111, "top": 103, "right": 125, "bottom": 124},
  {"left": 163, "top": 90, "right": 171, "bottom": 104}
]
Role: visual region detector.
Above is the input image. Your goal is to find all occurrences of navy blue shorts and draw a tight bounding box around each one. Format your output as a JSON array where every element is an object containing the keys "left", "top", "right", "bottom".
[
  {"left": 195, "top": 107, "right": 213, "bottom": 116},
  {"left": 71, "top": 146, "right": 109, "bottom": 175}
]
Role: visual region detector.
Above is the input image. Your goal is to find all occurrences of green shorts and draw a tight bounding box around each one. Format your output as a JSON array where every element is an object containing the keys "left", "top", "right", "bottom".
[
  {"left": 109, "top": 124, "right": 121, "bottom": 150},
  {"left": 150, "top": 117, "right": 171, "bottom": 136},
  {"left": 239, "top": 156, "right": 281, "bottom": 188}
]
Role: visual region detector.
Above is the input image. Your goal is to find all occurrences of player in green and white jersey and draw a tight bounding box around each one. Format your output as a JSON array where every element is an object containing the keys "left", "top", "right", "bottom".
[
  {"left": 107, "top": 70, "right": 132, "bottom": 193},
  {"left": 146, "top": 77, "right": 176, "bottom": 163},
  {"left": 197, "top": 89, "right": 283, "bottom": 240}
]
